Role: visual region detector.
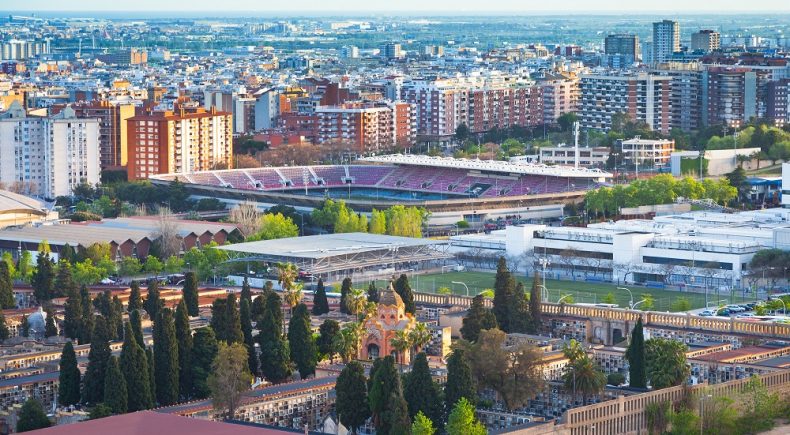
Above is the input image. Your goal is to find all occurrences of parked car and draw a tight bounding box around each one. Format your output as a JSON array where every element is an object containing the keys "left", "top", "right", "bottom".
[
  {"left": 699, "top": 310, "right": 716, "bottom": 317},
  {"left": 735, "top": 313, "right": 755, "bottom": 318},
  {"left": 716, "top": 308, "right": 731, "bottom": 316},
  {"left": 726, "top": 305, "right": 745, "bottom": 313}
]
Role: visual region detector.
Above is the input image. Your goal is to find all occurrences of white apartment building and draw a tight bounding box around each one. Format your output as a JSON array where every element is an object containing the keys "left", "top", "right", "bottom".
[
  {"left": 0, "top": 102, "right": 100, "bottom": 199},
  {"left": 619, "top": 138, "right": 675, "bottom": 169},
  {"left": 539, "top": 146, "right": 610, "bottom": 167},
  {"left": 653, "top": 20, "right": 681, "bottom": 64},
  {"left": 579, "top": 73, "right": 672, "bottom": 134}
]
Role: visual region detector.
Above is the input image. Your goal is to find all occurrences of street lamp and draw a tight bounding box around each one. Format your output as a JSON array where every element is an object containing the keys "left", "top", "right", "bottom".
[
  {"left": 618, "top": 287, "right": 634, "bottom": 309},
  {"left": 451, "top": 281, "right": 469, "bottom": 297},
  {"left": 538, "top": 284, "right": 550, "bottom": 303},
  {"left": 558, "top": 294, "right": 573, "bottom": 304},
  {"left": 631, "top": 298, "right": 648, "bottom": 310},
  {"left": 538, "top": 257, "right": 550, "bottom": 291}
]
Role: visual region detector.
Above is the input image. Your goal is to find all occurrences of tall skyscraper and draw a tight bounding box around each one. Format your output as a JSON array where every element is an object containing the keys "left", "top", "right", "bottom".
[
  {"left": 652, "top": 20, "right": 681, "bottom": 64},
  {"left": 604, "top": 34, "right": 640, "bottom": 67},
  {"left": 691, "top": 30, "right": 721, "bottom": 52}
]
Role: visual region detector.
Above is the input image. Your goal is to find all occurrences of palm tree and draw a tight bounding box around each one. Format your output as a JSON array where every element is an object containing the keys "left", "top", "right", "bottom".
[
  {"left": 408, "top": 322, "right": 432, "bottom": 354},
  {"left": 277, "top": 262, "right": 302, "bottom": 308},
  {"left": 346, "top": 288, "right": 368, "bottom": 319},
  {"left": 390, "top": 329, "right": 411, "bottom": 370},
  {"left": 563, "top": 353, "right": 606, "bottom": 405},
  {"left": 333, "top": 322, "right": 363, "bottom": 363},
  {"left": 562, "top": 339, "right": 585, "bottom": 363}
]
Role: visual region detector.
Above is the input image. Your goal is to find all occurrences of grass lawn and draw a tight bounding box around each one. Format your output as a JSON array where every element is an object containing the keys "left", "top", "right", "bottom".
[{"left": 377, "top": 271, "right": 753, "bottom": 312}]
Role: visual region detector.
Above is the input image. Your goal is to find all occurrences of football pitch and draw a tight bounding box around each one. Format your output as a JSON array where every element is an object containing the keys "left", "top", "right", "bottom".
[{"left": 377, "top": 271, "right": 753, "bottom": 313}]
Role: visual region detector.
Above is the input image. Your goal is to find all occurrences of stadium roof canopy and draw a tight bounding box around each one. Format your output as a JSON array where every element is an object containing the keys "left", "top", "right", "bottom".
[
  {"left": 359, "top": 154, "right": 613, "bottom": 178},
  {"left": 219, "top": 232, "right": 451, "bottom": 275}
]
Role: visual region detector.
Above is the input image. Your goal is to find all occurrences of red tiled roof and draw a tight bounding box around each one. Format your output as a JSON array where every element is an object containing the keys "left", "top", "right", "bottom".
[{"left": 26, "top": 411, "right": 289, "bottom": 435}]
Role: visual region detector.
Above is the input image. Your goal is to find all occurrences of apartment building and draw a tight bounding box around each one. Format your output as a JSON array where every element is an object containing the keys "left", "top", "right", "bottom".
[
  {"left": 466, "top": 86, "right": 543, "bottom": 133},
  {"left": 204, "top": 87, "right": 257, "bottom": 134},
  {"left": 618, "top": 138, "right": 675, "bottom": 168},
  {"left": 604, "top": 34, "right": 640, "bottom": 68},
  {"left": 315, "top": 101, "right": 415, "bottom": 151},
  {"left": 539, "top": 146, "right": 610, "bottom": 167},
  {"left": 702, "top": 67, "right": 770, "bottom": 127},
  {"left": 652, "top": 20, "right": 681, "bottom": 64},
  {"left": 401, "top": 79, "right": 468, "bottom": 139},
  {"left": 579, "top": 72, "right": 672, "bottom": 134},
  {"left": 126, "top": 104, "right": 233, "bottom": 180},
  {"left": 691, "top": 30, "right": 721, "bottom": 52},
  {"left": 541, "top": 72, "right": 580, "bottom": 124},
  {"left": 0, "top": 102, "right": 100, "bottom": 198},
  {"left": 0, "top": 39, "right": 50, "bottom": 61},
  {"left": 767, "top": 79, "right": 790, "bottom": 126},
  {"left": 653, "top": 62, "right": 704, "bottom": 132},
  {"left": 60, "top": 101, "right": 136, "bottom": 169}
]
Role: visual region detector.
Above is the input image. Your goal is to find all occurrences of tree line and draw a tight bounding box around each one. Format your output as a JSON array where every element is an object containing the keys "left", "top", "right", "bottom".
[{"left": 312, "top": 199, "right": 429, "bottom": 238}]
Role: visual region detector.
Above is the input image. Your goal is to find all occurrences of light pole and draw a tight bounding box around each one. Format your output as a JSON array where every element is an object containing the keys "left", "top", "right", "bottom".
[
  {"left": 699, "top": 393, "right": 712, "bottom": 435},
  {"left": 558, "top": 294, "right": 573, "bottom": 304},
  {"left": 538, "top": 284, "right": 550, "bottom": 303},
  {"left": 538, "top": 257, "right": 550, "bottom": 291},
  {"left": 632, "top": 298, "right": 648, "bottom": 310},
  {"left": 451, "top": 281, "right": 469, "bottom": 297},
  {"left": 618, "top": 287, "right": 634, "bottom": 309}
]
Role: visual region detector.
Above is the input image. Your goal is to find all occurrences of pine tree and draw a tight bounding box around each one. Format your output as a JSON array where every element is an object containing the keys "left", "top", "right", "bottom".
[
  {"left": 339, "top": 277, "right": 352, "bottom": 314},
  {"left": 63, "top": 285, "right": 83, "bottom": 341},
  {"left": 127, "top": 280, "right": 142, "bottom": 313},
  {"left": 79, "top": 285, "right": 93, "bottom": 344},
  {"left": 625, "top": 318, "right": 647, "bottom": 389},
  {"left": 317, "top": 319, "right": 340, "bottom": 358},
  {"left": 529, "top": 272, "right": 543, "bottom": 333},
  {"left": 404, "top": 352, "right": 442, "bottom": 426},
  {"left": 368, "top": 356, "right": 409, "bottom": 434},
  {"left": 335, "top": 361, "right": 370, "bottom": 434},
  {"left": 103, "top": 356, "right": 128, "bottom": 414},
  {"left": 460, "top": 295, "right": 497, "bottom": 342},
  {"left": 146, "top": 347, "right": 156, "bottom": 405},
  {"left": 54, "top": 259, "right": 76, "bottom": 301},
  {"left": 367, "top": 281, "right": 380, "bottom": 303},
  {"left": 224, "top": 294, "right": 244, "bottom": 344},
  {"left": 60, "top": 243, "right": 77, "bottom": 265},
  {"left": 31, "top": 251, "right": 54, "bottom": 304},
  {"left": 0, "top": 313, "right": 8, "bottom": 341},
  {"left": 44, "top": 310, "right": 57, "bottom": 337},
  {"left": 239, "top": 297, "right": 257, "bottom": 376},
  {"left": 130, "top": 309, "right": 144, "bottom": 348},
  {"left": 120, "top": 322, "right": 153, "bottom": 411},
  {"left": 507, "top": 282, "right": 531, "bottom": 333},
  {"left": 111, "top": 296, "right": 124, "bottom": 340},
  {"left": 16, "top": 398, "right": 51, "bottom": 432},
  {"left": 411, "top": 411, "right": 436, "bottom": 435},
  {"left": 257, "top": 292, "right": 291, "bottom": 383},
  {"left": 58, "top": 341, "right": 81, "bottom": 406},
  {"left": 210, "top": 298, "right": 227, "bottom": 341},
  {"left": 192, "top": 327, "right": 219, "bottom": 399},
  {"left": 153, "top": 308, "right": 179, "bottom": 405},
  {"left": 175, "top": 300, "right": 194, "bottom": 399},
  {"left": 444, "top": 349, "right": 476, "bottom": 415},
  {"left": 144, "top": 279, "right": 162, "bottom": 320},
  {"left": 0, "top": 260, "right": 15, "bottom": 309},
  {"left": 240, "top": 276, "right": 252, "bottom": 304},
  {"left": 394, "top": 274, "right": 415, "bottom": 314},
  {"left": 288, "top": 303, "right": 317, "bottom": 379},
  {"left": 82, "top": 316, "right": 111, "bottom": 404},
  {"left": 492, "top": 257, "right": 515, "bottom": 332},
  {"left": 182, "top": 271, "right": 199, "bottom": 317},
  {"left": 312, "top": 278, "right": 329, "bottom": 315}
]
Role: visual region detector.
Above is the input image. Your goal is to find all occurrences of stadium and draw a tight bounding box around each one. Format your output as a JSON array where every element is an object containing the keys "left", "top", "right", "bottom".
[{"left": 149, "top": 155, "right": 612, "bottom": 225}]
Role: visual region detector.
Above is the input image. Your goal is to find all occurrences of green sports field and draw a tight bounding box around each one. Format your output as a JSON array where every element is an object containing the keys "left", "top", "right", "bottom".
[{"left": 377, "top": 271, "right": 753, "bottom": 313}]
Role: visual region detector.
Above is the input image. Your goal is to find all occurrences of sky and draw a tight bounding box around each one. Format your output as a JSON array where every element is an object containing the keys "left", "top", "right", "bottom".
[{"left": 7, "top": 0, "right": 790, "bottom": 14}]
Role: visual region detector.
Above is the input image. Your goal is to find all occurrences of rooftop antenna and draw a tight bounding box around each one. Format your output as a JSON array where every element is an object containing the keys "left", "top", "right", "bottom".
[{"left": 573, "top": 120, "right": 580, "bottom": 169}]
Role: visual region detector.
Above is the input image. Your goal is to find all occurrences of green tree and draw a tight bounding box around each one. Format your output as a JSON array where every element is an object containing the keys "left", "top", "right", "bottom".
[
  {"left": 207, "top": 342, "right": 253, "bottom": 419},
  {"left": 224, "top": 294, "right": 244, "bottom": 344},
  {"left": 127, "top": 280, "right": 142, "bottom": 313},
  {"left": 411, "top": 411, "right": 436, "bottom": 435},
  {"left": 143, "top": 255, "right": 163, "bottom": 274},
  {"left": 492, "top": 257, "right": 515, "bottom": 332},
  {"left": 645, "top": 338, "right": 689, "bottom": 389},
  {"left": 602, "top": 292, "right": 617, "bottom": 304},
  {"left": 508, "top": 282, "right": 532, "bottom": 333},
  {"left": 143, "top": 279, "right": 162, "bottom": 320},
  {"left": 669, "top": 409, "right": 699, "bottom": 435},
  {"left": 288, "top": 303, "right": 317, "bottom": 379},
  {"left": 0, "top": 313, "right": 9, "bottom": 341},
  {"left": 16, "top": 398, "right": 51, "bottom": 432},
  {"left": 191, "top": 327, "right": 219, "bottom": 399},
  {"left": 671, "top": 297, "right": 692, "bottom": 312},
  {"left": 154, "top": 308, "right": 180, "bottom": 405},
  {"left": 118, "top": 256, "right": 142, "bottom": 276},
  {"left": 563, "top": 352, "right": 606, "bottom": 405},
  {"left": 247, "top": 213, "right": 299, "bottom": 241},
  {"left": 240, "top": 276, "right": 252, "bottom": 304},
  {"left": 317, "top": 319, "right": 340, "bottom": 358},
  {"left": 44, "top": 311, "right": 57, "bottom": 337},
  {"left": 625, "top": 318, "right": 647, "bottom": 389},
  {"left": 446, "top": 397, "right": 486, "bottom": 435},
  {"left": 175, "top": 300, "right": 193, "bottom": 399},
  {"left": 120, "top": 322, "right": 153, "bottom": 411},
  {"left": 63, "top": 285, "right": 83, "bottom": 341},
  {"left": 0, "top": 260, "right": 14, "bottom": 308},
  {"left": 444, "top": 349, "right": 476, "bottom": 413},
  {"left": 369, "top": 208, "right": 387, "bottom": 234},
  {"left": 312, "top": 278, "right": 330, "bottom": 315},
  {"left": 130, "top": 309, "right": 144, "bottom": 348},
  {"left": 58, "top": 341, "right": 81, "bottom": 406},
  {"left": 239, "top": 297, "right": 257, "bottom": 376},
  {"left": 335, "top": 361, "right": 371, "bottom": 434},
  {"left": 103, "top": 356, "right": 128, "bottom": 414},
  {"left": 257, "top": 292, "right": 291, "bottom": 383},
  {"left": 32, "top": 251, "right": 54, "bottom": 303},
  {"left": 460, "top": 294, "right": 497, "bottom": 342},
  {"left": 403, "top": 352, "right": 442, "bottom": 425},
  {"left": 83, "top": 316, "right": 111, "bottom": 404},
  {"left": 339, "top": 277, "right": 352, "bottom": 314},
  {"left": 79, "top": 285, "right": 93, "bottom": 344},
  {"left": 455, "top": 123, "right": 470, "bottom": 142},
  {"left": 367, "top": 282, "right": 380, "bottom": 303},
  {"left": 529, "top": 272, "right": 543, "bottom": 332},
  {"left": 368, "top": 355, "right": 409, "bottom": 434},
  {"left": 18, "top": 250, "right": 33, "bottom": 283},
  {"left": 146, "top": 347, "right": 156, "bottom": 405},
  {"left": 182, "top": 271, "right": 199, "bottom": 317},
  {"left": 393, "top": 274, "right": 415, "bottom": 314}
]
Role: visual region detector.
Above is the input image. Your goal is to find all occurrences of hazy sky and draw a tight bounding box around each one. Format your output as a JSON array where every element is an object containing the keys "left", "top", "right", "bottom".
[{"left": 8, "top": 0, "right": 790, "bottom": 13}]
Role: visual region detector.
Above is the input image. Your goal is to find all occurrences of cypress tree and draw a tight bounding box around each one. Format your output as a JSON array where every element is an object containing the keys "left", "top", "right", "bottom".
[
  {"left": 44, "top": 310, "right": 57, "bottom": 337},
  {"left": 191, "top": 327, "right": 219, "bottom": 399},
  {"left": 130, "top": 309, "right": 144, "bottom": 348},
  {"left": 312, "top": 278, "right": 329, "bottom": 315},
  {"left": 403, "top": 352, "right": 442, "bottom": 426},
  {"left": 507, "top": 282, "right": 531, "bottom": 333},
  {"left": 460, "top": 295, "right": 497, "bottom": 342},
  {"left": 144, "top": 279, "right": 162, "bottom": 320},
  {"left": 0, "top": 260, "right": 15, "bottom": 309},
  {"left": 175, "top": 300, "right": 193, "bottom": 399},
  {"left": 120, "top": 322, "right": 153, "bottom": 411},
  {"left": 224, "top": 294, "right": 244, "bottom": 344},
  {"left": 339, "top": 277, "right": 352, "bottom": 314},
  {"left": 257, "top": 292, "right": 291, "bottom": 383},
  {"left": 492, "top": 257, "right": 515, "bottom": 332},
  {"left": 367, "top": 357, "right": 383, "bottom": 394},
  {"left": 251, "top": 294, "right": 265, "bottom": 324},
  {"left": 20, "top": 315, "right": 29, "bottom": 338},
  {"left": 239, "top": 297, "right": 257, "bottom": 376},
  {"left": 58, "top": 341, "right": 81, "bottom": 406},
  {"left": 625, "top": 318, "right": 647, "bottom": 389},
  {"left": 444, "top": 349, "right": 476, "bottom": 415},
  {"left": 127, "top": 280, "right": 142, "bottom": 313},
  {"left": 82, "top": 316, "right": 111, "bottom": 405},
  {"left": 182, "top": 271, "right": 199, "bottom": 317},
  {"left": 240, "top": 276, "right": 252, "bottom": 304},
  {"left": 335, "top": 361, "right": 371, "bottom": 434},
  {"left": 288, "top": 303, "right": 317, "bottom": 379},
  {"left": 394, "top": 274, "right": 415, "bottom": 314},
  {"left": 368, "top": 355, "right": 408, "bottom": 434},
  {"left": 103, "top": 356, "right": 128, "bottom": 414},
  {"left": 111, "top": 296, "right": 124, "bottom": 340},
  {"left": 16, "top": 398, "right": 51, "bottom": 432},
  {"left": 146, "top": 347, "right": 156, "bottom": 405},
  {"left": 0, "top": 313, "right": 8, "bottom": 341},
  {"left": 54, "top": 259, "right": 76, "bottom": 300},
  {"left": 153, "top": 308, "right": 179, "bottom": 405},
  {"left": 60, "top": 243, "right": 77, "bottom": 264},
  {"left": 63, "top": 285, "right": 83, "bottom": 341},
  {"left": 79, "top": 285, "right": 93, "bottom": 344},
  {"left": 317, "top": 319, "right": 340, "bottom": 358},
  {"left": 529, "top": 272, "right": 543, "bottom": 333},
  {"left": 210, "top": 298, "right": 228, "bottom": 341},
  {"left": 367, "top": 281, "right": 380, "bottom": 303},
  {"left": 32, "top": 251, "right": 54, "bottom": 304}
]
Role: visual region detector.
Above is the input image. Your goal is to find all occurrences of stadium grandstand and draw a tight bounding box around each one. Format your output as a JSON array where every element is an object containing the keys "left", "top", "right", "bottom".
[{"left": 149, "top": 155, "right": 612, "bottom": 226}]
